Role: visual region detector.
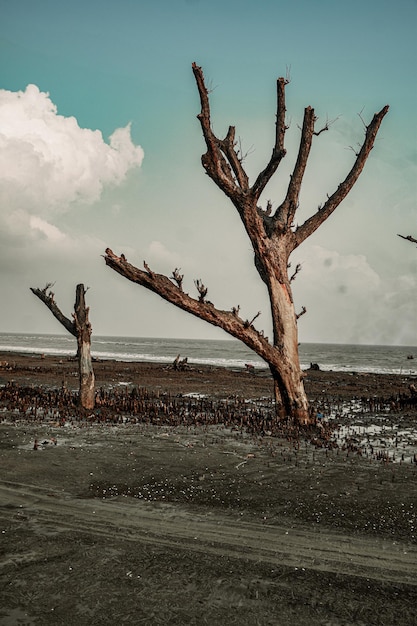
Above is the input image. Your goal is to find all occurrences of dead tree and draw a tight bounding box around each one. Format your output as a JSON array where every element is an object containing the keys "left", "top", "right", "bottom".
[
  {"left": 30, "top": 283, "right": 95, "bottom": 410},
  {"left": 104, "top": 63, "right": 388, "bottom": 424}
]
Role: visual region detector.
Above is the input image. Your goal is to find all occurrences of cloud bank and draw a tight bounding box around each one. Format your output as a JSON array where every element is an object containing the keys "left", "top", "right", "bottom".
[{"left": 0, "top": 84, "right": 144, "bottom": 249}]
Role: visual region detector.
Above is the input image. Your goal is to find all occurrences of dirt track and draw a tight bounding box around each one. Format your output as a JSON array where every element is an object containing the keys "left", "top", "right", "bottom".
[
  {"left": 1, "top": 421, "right": 416, "bottom": 625},
  {"left": 1, "top": 478, "right": 415, "bottom": 585}
]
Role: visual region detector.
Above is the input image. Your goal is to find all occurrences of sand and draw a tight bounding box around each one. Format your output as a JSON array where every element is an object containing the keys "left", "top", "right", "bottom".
[{"left": 0, "top": 353, "right": 416, "bottom": 625}]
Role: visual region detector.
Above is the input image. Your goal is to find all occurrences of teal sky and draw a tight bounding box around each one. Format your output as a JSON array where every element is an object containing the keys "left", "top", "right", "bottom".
[{"left": 0, "top": 0, "right": 416, "bottom": 345}]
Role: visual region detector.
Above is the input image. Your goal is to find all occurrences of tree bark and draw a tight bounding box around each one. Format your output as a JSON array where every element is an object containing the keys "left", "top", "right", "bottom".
[
  {"left": 30, "top": 284, "right": 95, "bottom": 411},
  {"left": 73, "top": 285, "right": 95, "bottom": 411},
  {"left": 104, "top": 64, "right": 388, "bottom": 424}
]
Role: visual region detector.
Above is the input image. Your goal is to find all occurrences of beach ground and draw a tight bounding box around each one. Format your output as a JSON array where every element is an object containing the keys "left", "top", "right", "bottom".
[{"left": 0, "top": 354, "right": 416, "bottom": 625}]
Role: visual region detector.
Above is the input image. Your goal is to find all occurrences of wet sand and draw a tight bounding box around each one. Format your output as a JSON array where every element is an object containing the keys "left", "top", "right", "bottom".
[{"left": 0, "top": 353, "right": 416, "bottom": 625}]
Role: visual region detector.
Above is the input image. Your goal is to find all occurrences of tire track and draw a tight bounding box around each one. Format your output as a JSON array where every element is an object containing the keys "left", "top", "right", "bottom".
[{"left": 1, "top": 480, "right": 416, "bottom": 585}]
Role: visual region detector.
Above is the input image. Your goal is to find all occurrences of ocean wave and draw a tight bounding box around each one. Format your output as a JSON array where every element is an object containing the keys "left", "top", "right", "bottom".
[{"left": 0, "top": 333, "right": 415, "bottom": 376}]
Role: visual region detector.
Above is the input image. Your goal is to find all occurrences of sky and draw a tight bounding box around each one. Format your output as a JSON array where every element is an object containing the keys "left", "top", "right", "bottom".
[{"left": 0, "top": 0, "right": 416, "bottom": 346}]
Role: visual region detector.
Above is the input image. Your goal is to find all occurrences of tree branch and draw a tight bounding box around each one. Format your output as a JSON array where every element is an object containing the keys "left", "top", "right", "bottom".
[
  {"left": 244, "top": 311, "right": 261, "bottom": 328},
  {"left": 289, "top": 262, "right": 302, "bottom": 282},
  {"left": 194, "top": 278, "right": 208, "bottom": 302},
  {"left": 292, "top": 105, "right": 389, "bottom": 249},
  {"left": 192, "top": 62, "right": 248, "bottom": 197},
  {"left": 251, "top": 76, "right": 288, "bottom": 200},
  {"left": 30, "top": 285, "right": 76, "bottom": 337},
  {"left": 296, "top": 306, "right": 307, "bottom": 320},
  {"left": 104, "top": 249, "right": 279, "bottom": 362},
  {"left": 171, "top": 268, "right": 184, "bottom": 290},
  {"left": 313, "top": 114, "right": 338, "bottom": 136},
  {"left": 275, "top": 106, "right": 316, "bottom": 227},
  {"left": 398, "top": 234, "right": 417, "bottom": 245},
  {"left": 218, "top": 126, "right": 250, "bottom": 190}
]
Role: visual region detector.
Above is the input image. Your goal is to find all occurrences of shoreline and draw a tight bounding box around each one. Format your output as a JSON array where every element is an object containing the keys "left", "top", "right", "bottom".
[
  {"left": 1, "top": 340, "right": 416, "bottom": 375},
  {"left": 1, "top": 350, "right": 415, "bottom": 400}
]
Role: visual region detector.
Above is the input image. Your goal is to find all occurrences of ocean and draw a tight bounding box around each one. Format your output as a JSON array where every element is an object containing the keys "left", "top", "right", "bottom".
[{"left": 0, "top": 333, "right": 415, "bottom": 376}]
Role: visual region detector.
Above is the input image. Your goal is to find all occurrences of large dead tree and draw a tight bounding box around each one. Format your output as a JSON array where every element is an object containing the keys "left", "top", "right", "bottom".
[
  {"left": 104, "top": 63, "right": 388, "bottom": 424},
  {"left": 30, "top": 283, "right": 95, "bottom": 410}
]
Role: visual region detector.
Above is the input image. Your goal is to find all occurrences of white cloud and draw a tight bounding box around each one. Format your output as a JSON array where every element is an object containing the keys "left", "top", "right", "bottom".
[
  {"left": 0, "top": 84, "right": 144, "bottom": 221},
  {"left": 292, "top": 245, "right": 417, "bottom": 345},
  {"left": 301, "top": 245, "right": 381, "bottom": 293},
  {"left": 29, "top": 216, "right": 67, "bottom": 243},
  {"left": 147, "top": 240, "right": 184, "bottom": 268},
  {"left": 0, "top": 82, "right": 145, "bottom": 280}
]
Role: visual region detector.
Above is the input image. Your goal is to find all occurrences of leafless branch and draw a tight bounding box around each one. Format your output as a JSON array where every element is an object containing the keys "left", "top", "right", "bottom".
[
  {"left": 41, "top": 281, "right": 55, "bottom": 294},
  {"left": 143, "top": 261, "right": 154, "bottom": 277},
  {"left": 244, "top": 311, "right": 261, "bottom": 328},
  {"left": 289, "top": 263, "right": 302, "bottom": 282},
  {"left": 235, "top": 136, "right": 255, "bottom": 164},
  {"left": 398, "top": 234, "right": 417, "bottom": 245},
  {"left": 171, "top": 268, "right": 184, "bottom": 291},
  {"left": 104, "top": 250, "right": 275, "bottom": 367},
  {"left": 275, "top": 106, "right": 316, "bottom": 226},
  {"left": 192, "top": 63, "right": 249, "bottom": 196},
  {"left": 206, "top": 78, "right": 218, "bottom": 94},
  {"left": 347, "top": 143, "right": 361, "bottom": 157},
  {"left": 250, "top": 76, "right": 288, "bottom": 199},
  {"left": 357, "top": 107, "right": 367, "bottom": 129},
  {"left": 293, "top": 104, "right": 389, "bottom": 248},
  {"left": 313, "top": 115, "right": 339, "bottom": 136},
  {"left": 296, "top": 306, "right": 307, "bottom": 320},
  {"left": 30, "top": 285, "right": 76, "bottom": 337},
  {"left": 194, "top": 279, "right": 208, "bottom": 302}
]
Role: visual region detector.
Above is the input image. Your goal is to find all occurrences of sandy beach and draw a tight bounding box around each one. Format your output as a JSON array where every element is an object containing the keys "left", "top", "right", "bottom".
[{"left": 0, "top": 353, "right": 416, "bottom": 625}]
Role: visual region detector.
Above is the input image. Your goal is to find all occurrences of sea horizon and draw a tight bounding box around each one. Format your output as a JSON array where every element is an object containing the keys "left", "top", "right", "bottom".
[{"left": 0, "top": 332, "right": 416, "bottom": 376}]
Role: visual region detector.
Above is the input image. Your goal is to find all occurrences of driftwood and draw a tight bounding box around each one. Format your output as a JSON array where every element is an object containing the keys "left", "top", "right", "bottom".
[{"left": 173, "top": 355, "right": 188, "bottom": 371}]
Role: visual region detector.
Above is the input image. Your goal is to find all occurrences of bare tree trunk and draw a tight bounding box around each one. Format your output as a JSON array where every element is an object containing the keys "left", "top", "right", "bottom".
[
  {"left": 30, "top": 283, "right": 95, "bottom": 411},
  {"left": 73, "top": 285, "right": 95, "bottom": 411},
  {"left": 267, "top": 276, "right": 309, "bottom": 421},
  {"left": 104, "top": 63, "right": 388, "bottom": 425}
]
